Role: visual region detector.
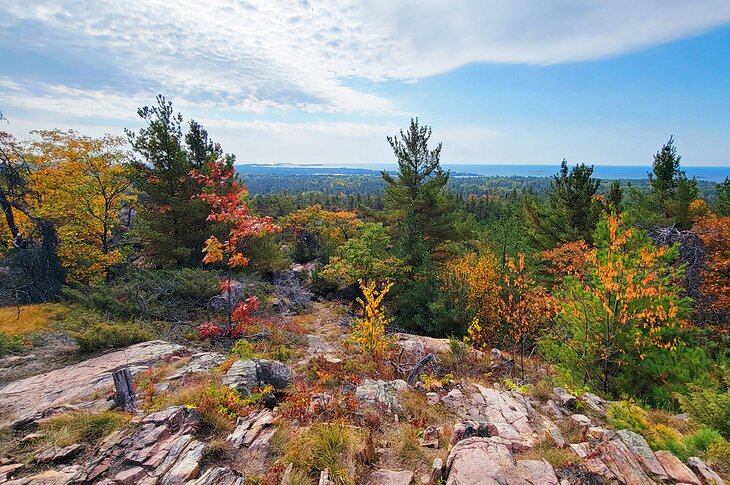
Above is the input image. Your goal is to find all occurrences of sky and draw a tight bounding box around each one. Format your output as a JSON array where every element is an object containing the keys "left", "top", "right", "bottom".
[{"left": 1, "top": 0, "right": 730, "bottom": 167}]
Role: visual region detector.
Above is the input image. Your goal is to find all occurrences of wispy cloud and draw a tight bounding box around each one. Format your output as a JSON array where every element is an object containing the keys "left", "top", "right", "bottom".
[{"left": 2, "top": 0, "right": 729, "bottom": 117}]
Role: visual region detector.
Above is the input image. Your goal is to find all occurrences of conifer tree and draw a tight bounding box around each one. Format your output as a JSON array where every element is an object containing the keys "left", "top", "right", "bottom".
[{"left": 126, "top": 96, "right": 231, "bottom": 267}]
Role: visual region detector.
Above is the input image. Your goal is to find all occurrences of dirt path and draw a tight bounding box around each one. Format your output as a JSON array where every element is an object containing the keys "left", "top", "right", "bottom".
[{"left": 289, "top": 300, "right": 350, "bottom": 370}]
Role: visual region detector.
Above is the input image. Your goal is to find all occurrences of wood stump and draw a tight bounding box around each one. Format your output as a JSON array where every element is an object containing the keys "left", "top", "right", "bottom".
[{"left": 112, "top": 367, "right": 139, "bottom": 411}]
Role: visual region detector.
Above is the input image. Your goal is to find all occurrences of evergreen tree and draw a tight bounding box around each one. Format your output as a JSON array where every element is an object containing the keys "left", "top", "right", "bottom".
[
  {"left": 607, "top": 180, "right": 623, "bottom": 213},
  {"left": 382, "top": 118, "right": 450, "bottom": 264},
  {"left": 524, "top": 160, "right": 601, "bottom": 249},
  {"left": 717, "top": 177, "right": 730, "bottom": 217},
  {"left": 126, "top": 95, "right": 229, "bottom": 267},
  {"left": 649, "top": 136, "right": 681, "bottom": 201},
  {"left": 629, "top": 137, "right": 698, "bottom": 229}
]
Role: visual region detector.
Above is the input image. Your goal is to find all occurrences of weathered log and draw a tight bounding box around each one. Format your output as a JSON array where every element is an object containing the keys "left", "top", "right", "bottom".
[
  {"left": 112, "top": 368, "right": 138, "bottom": 411},
  {"left": 407, "top": 353, "right": 435, "bottom": 385}
]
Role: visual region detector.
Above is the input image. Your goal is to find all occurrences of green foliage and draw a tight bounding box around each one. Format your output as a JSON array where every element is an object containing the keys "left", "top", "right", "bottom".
[
  {"left": 318, "top": 223, "right": 404, "bottom": 290},
  {"left": 542, "top": 214, "right": 693, "bottom": 398},
  {"left": 0, "top": 331, "right": 24, "bottom": 357},
  {"left": 716, "top": 177, "right": 730, "bottom": 216},
  {"left": 125, "top": 96, "right": 231, "bottom": 267},
  {"left": 627, "top": 137, "right": 698, "bottom": 229},
  {"left": 619, "top": 331, "right": 714, "bottom": 408},
  {"left": 231, "top": 339, "right": 254, "bottom": 359},
  {"left": 678, "top": 372, "right": 730, "bottom": 439},
  {"left": 607, "top": 400, "right": 650, "bottom": 435},
  {"left": 63, "top": 268, "right": 221, "bottom": 322},
  {"left": 524, "top": 160, "right": 601, "bottom": 249},
  {"left": 71, "top": 322, "right": 155, "bottom": 352}
]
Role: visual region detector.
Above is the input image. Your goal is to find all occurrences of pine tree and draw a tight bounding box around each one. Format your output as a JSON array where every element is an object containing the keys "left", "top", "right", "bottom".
[
  {"left": 717, "top": 177, "right": 730, "bottom": 217},
  {"left": 607, "top": 180, "right": 623, "bottom": 213},
  {"left": 524, "top": 160, "right": 601, "bottom": 248},
  {"left": 126, "top": 95, "right": 230, "bottom": 267}
]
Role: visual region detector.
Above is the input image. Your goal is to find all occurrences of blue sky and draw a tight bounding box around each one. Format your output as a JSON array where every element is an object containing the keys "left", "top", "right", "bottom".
[{"left": 1, "top": 0, "right": 730, "bottom": 167}]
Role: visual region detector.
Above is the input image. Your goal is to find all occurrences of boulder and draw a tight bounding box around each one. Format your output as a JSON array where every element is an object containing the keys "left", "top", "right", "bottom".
[
  {"left": 445, "top": 436, "right": 526, "bottom": 484},
  {"left": 166, "top": 352, "right": 226, "bottom": 380},
  {"left": 426, "top": 392, "right": 440, "bottom": 405},
  {"left": 369, "top": 469, "right": 414, "bottom": 485},
  {"left": 223, "top": 359, "right": 292, "bottom": 394},
  {"left": 517, "top": 459, "right": 559, "bottom": 485},
  {"left": 687, "top": 456, "right": 725, "bottom": 485},
  {"left": 223, "top": 360, "right": 259, "bottom": 393},
  {"left": 0, "top": 340, "right": 185, "bottom": 427},
  {"left": 655, "top": 450, "right": 701, "bottom": 485},
  {"left": 451, "top": 421, "right": 490, "bottom": 445},
  {"left": 581, "top": 392, "right": 611, "bottom": 416},
  {"left": 0, "top": 464, "right": 23, "bottom": 482},
  {"left": 35, "top": 443, "right": 83, "bottom": 464},
  {"left": 616, "top": 430, "right": 668, "bottom": 480},
  {"left": 355, "top": 379, "right": 407, "bottom": 411},
  {"left": 552, "top": 387, "right": 577, "bottom": 409},
  {"left": 189, "top": 467, "right": 246, "bottom": 484},
  {"left": 256, "top": 359, "right": 293, "bottom": 389},
  {"left": 5, "top": 465, "right": 80, "bottom": 484}
]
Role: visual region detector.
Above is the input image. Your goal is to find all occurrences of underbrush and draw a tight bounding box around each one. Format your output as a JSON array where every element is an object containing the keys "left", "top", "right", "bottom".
[
  {"left": 0, "top": 331, "right": 26, "bottom": 357},
  {"left": 70, "top": 321, "right": 157, "bottom": 352},
  {"left": 607, "top": 399, "right": 730, "bottom": 468},
  {"left": 275, "top": 421, "right": 362, "bottom": 485},
  {"left": 38, "top": 410, "right": 131, "bottom": 449},
  {"left": 0, "top": 303, "right": 65, "bottom": 335}
]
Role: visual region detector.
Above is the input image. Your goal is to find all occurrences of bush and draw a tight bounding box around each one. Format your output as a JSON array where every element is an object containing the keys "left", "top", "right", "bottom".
[
  {"left": 231, "top": 339, "right": 255, "bottom": 359},
  {"left": 677, "top": 380, "right": 730, "bottom": 439},
  {"left": 64, "top": 268, "right": 221, "bottom": 322},
  {"left": 607, "top": 400, "right": 650, "bottom": 435},
  {"left": 0, "top": 331, "right": 24, "bottom": 357},
  {"left": 71, "top": 322, "right": 155, "bottom": 352}
]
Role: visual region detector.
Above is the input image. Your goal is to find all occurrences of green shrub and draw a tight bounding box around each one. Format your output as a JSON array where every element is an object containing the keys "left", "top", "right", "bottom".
[
  {"left": 707, "top": 438, "right": 730, "bottom": 474},
  {"left": 677, "top": 380, "right": 730, "bottom": 439},
  {"left": 72, "top": 322, "right": 155, "bottom": 352},
  {"left": 684, "top": 428, "right": 724, "bottom": 457},
  {"left": 0, "top": 331, "right": 24, "bottom": 357},
  {"left": 231, "top": 339, "right": 254, "bottom": 359},
  {"left": 607, "top": 400, "right": 650, "bottom": 435}
]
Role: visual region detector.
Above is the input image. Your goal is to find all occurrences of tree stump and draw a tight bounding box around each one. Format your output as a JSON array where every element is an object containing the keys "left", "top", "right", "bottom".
[{"left": 112, "top": 368, "right": 139, "bottom": 411}]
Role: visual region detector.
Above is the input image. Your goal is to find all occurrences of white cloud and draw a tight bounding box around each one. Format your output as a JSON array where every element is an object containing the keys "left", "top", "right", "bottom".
[{"left": 2, "top": 0, "right": 729, "bottom": 116}]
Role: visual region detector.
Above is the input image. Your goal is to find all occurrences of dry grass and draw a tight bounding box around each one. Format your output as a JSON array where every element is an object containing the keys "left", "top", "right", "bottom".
[
  {"left": 517, "top": 438, "right": 579, "bottom": 468},
  {"left": 0, "top": 303, "right": 65, "bottom": 335}
]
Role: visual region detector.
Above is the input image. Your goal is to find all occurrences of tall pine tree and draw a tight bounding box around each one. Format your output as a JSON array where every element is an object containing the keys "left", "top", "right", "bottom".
[{"left": 126, "top": 96, "right": 231, "bottom": 267}]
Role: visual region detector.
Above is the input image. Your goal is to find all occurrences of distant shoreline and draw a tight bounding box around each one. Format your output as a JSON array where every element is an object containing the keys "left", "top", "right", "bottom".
[{"left": 235, "top": 163, "right": 730, "bottom": 182}]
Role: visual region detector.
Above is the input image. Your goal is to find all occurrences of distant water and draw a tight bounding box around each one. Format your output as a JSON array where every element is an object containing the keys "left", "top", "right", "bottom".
[{"left": 236, "top": 163, "right": 730, "bottom": 182}]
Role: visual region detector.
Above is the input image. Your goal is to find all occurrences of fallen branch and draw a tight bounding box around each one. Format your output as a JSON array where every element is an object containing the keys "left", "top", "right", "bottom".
[{"left": 407, "top": 353, "right": 435, "bottom": 385}]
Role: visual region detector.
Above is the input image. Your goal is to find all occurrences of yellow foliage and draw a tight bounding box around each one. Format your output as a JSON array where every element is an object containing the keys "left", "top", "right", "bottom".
[
  {"left": 29, "top": 130, "right": 134, "bottom": 282},
  {"left": 446, "top": 251, "right": 501, "bottom": 350},
  {"left": 352, "top": 280, "right": 393, "bottom": 355},
  {"left": 0, "top": 303, "right": 65, "bottom": 335}
]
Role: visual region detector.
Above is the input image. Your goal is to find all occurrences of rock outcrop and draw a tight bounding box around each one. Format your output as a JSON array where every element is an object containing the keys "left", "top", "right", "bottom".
[
  {"left": 222, "top": 358, "right": 292, "bottom": 394},
  {"left": 0, "top": 340, "right": 186, "bottom": 427},
  {"left": 355, "top": 379, "right": 408, "bottom": 412}
]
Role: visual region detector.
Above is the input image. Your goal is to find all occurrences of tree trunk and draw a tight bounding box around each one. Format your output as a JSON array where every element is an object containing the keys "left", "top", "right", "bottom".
[
  {"left": 112, "top": 368, "right": 139, "bottom": 411},
  {"left": 0, "top": 189, "right": 21, "bottom": 246}
]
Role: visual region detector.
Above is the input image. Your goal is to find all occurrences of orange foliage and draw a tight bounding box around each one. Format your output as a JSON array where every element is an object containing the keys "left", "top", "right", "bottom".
[
  {"left": 695, "top": 215, "right": 730, "bottom": 319},
  {"left": 193, "top": 160, "right": 280, "bottom": 269},
  {"left": 541, "top": 240, "right": 589, "bottom": 283}
]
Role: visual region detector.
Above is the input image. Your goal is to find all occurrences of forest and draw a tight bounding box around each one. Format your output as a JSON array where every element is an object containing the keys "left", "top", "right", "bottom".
[{"left": 1, "top": 95, "right": 730, "bottom": 483}]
